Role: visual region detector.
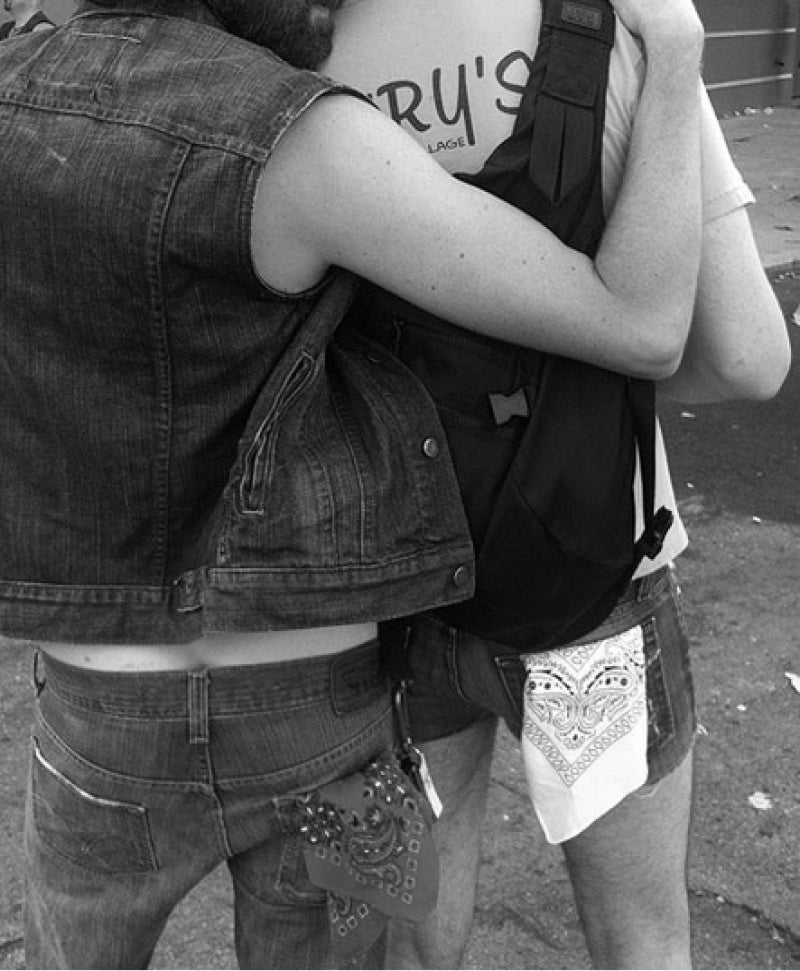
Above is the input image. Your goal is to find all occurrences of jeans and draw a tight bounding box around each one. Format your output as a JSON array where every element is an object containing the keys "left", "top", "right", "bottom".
[
  {"left": 24, "top": 641, "right": 394, "bottom": 969},
  {"left": 398, "top": 565, "right": 696, "bottom": 785}
]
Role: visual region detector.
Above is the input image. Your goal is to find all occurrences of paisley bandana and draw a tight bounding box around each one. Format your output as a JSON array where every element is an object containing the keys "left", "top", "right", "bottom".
[
  {"left": 293, "top": 752, "right": 439, "bottom": 958},
  {"left": 521, "top": 625, "right": 648, "bottom": 843}
]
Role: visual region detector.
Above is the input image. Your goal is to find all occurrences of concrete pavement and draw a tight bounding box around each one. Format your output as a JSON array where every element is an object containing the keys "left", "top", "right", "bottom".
[
  {"left": 0, "top": 106, "right": 799, "bottom": 970},
  {"left": 719, "top": 107, "right": 800, "bottom": 275}
]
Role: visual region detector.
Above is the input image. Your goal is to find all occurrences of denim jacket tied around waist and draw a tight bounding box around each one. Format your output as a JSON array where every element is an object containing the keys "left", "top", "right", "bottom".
[{"left": 0, "top": 9, "right": 474, "bottom": 643}]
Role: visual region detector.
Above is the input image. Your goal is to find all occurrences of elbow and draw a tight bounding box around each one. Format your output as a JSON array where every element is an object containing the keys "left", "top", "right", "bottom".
[
  {"left": 735, "top": 339, "right": 792, "bottom": 401},
  {"left": 692, "top": 275, "right": 793, "bottom": 400},
  {"left": 642, "top": 345, "right": 685, "bottom": 382},
  {"left": 722, "top": 302, "right": 793, "bottom": 400},
  {"left": 710, "top": 335, "right": 792, "bottom": 401},
  {"left": 631, "top": 320, "right": 690, "bottom": 382}
]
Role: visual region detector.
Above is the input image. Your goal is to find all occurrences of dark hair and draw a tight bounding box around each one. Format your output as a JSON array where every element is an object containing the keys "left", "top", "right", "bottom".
[
  {"left": 80, "top": 0, "right": 337, "bottom": 70},
  {"left": 203, "top": 0, "right": 273, "bottom": 43}
]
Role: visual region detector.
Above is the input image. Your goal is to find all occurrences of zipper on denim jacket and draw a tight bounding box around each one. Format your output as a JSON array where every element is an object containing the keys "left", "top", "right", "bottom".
[{"left": 240, "top": 352, "right": 316, "bottom": 515}]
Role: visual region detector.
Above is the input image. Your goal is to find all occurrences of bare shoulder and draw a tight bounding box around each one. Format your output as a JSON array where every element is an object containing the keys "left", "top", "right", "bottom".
[
  {"left": 249, "top": 93, "right": 371, "bottom": 293},
  {"left": 267, "top": 91, "right": 440, "bottom": 189},
  {"left": 251, "top": 91, "right": 452, "bottom": 293}
]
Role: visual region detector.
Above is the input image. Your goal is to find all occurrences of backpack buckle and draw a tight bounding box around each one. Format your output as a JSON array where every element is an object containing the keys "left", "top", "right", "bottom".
[
  {"left": 636, "top": 507, "right": 674, "bottom": 561},
  {"left": 488, "top": 387, "right": 529, "bottom": 425}
]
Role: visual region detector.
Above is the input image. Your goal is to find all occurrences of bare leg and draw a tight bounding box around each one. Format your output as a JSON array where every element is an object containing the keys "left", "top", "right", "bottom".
[
  {"left": 562, "top": 752, "right": 694, "bottom": 970},
  {"left": 385, "top": 716, "right": 497, "bottom": 969}
]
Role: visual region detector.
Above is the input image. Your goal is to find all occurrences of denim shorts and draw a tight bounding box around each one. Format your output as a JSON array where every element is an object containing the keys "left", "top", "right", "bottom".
[
  {"left": 24, "top": 641, "right": 394, "bottom": 970},
  {"left": 393, "top": 566, "right": 696, "bottom": 786}
]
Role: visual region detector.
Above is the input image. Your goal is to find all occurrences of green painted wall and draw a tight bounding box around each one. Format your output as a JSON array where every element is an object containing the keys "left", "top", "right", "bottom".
[{"left": 697, "top": 0, "right": 799, "bottom": 111}]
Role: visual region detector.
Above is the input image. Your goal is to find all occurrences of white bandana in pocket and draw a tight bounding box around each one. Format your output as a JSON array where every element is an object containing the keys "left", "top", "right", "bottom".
[{"left": 521, "top": 626, "right": 648, "bottom": 844}]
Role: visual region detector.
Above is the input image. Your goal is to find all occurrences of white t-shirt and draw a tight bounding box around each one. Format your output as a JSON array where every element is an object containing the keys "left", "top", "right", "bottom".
[{"left": 325, "top": 0, "right": 754, "bottom": 573}]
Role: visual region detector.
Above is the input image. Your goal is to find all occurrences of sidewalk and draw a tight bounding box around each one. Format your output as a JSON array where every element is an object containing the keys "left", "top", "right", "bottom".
[
  {"left": 719, "top": 106, "right": 800, "bottom": 274},
  {"left": 0, "top": 108, "right": 798, "bottom": 971}
]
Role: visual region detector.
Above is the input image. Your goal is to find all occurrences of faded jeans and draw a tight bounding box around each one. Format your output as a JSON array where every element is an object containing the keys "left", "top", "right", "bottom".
[{"left": 24, "top": 642, "right": 394, "bottom": 969}]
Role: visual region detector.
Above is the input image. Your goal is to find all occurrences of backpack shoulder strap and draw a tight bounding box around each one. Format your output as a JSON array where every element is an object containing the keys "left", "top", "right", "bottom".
[
  {"left": 460, "top": 0, "right": 615, "bottom": 255},
  {"left": 528, "top": 0, "right": 616, "bottom": 207},
  {"left": 629, "top": 379, "right": 674, "bottom": 566}
]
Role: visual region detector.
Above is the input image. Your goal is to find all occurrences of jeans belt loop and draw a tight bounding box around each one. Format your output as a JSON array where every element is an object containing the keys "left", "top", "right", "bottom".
[
  {"left": 32, "top": 650, "right": 46, "bottom": 697},
  {"left": 187, "top": 670, "right": 210, "bottom": 745}
]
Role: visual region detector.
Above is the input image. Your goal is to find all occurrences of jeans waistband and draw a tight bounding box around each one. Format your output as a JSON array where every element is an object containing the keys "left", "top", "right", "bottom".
[
  {"left": 621, "top": 565, "right": 671, "bottom": 604},
  {"left": 564, "top": 566, "right": 673, "bottom": 647},
  {"left": 33, "top": 638, "right": 385, "bottom": 718}
]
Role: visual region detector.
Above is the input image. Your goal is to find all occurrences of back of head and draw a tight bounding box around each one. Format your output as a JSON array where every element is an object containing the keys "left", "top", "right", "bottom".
[
  {"left": 79, "top": 0, "right": 342, "bottom": 69},
  {"left": 202, "top": 0, "right": 343, "bottom": 68}
]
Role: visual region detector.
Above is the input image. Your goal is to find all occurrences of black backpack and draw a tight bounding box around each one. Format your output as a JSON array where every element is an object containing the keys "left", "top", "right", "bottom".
[{"left": 355, "top": 0, "right": 672, "bottom": 652}]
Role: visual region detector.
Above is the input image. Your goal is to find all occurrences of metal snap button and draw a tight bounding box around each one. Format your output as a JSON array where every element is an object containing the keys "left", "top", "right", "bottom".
[
  {"left": 422, "top": 437, "right": 440, "bottom": 459},
  {"left": 452, "top": 565, "right": 469, "bottom": 587}
]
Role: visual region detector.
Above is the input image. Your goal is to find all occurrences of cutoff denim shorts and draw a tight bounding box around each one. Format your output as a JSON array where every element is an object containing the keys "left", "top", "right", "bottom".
[
  {"left": 24, "top": 641, "right": 394, "bottom": 970},
  {"left": 399, "top": 566, "right": 696, "bottom": 786}
]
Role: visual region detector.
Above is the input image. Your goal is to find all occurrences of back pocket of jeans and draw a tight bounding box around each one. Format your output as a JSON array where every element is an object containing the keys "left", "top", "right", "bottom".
[{"left": 30, "top": 738, "right": 157, "bottom": 874}]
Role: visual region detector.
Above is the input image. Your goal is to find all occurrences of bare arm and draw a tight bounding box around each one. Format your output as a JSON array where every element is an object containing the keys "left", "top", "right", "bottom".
[
  {"left": 657, "top": 91, "right": 791, "bottom": 402},
  {"left": 253, "top": 0, "right": 705, "bottom": 380},
  {"left": 659, "top": 210, "right": 790, "bottom": 402}
]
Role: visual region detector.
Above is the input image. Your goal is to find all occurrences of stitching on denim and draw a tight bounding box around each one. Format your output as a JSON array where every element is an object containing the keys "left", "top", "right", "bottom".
[
  {"left": 448, "top": 626, "right": 469, "bottom": 702},
  {"left": 644, "top": 616, "right": 676, "bottom": 752},
  {"left": 239, "top": 352, "right": 317, "bottom": 516},
  {"left": 188, "top": 671, "right": 209, "bottom": 745}
]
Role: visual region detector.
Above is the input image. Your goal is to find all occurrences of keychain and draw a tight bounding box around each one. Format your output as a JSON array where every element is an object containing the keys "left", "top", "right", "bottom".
[{"left": 393, "top": 680, "right": 443, "bottom": 820}]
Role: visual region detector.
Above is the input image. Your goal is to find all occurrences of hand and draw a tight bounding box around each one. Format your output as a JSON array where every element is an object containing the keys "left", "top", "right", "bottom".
[{"left": 609, "top": 0, "right": 704, "bottom": 54}]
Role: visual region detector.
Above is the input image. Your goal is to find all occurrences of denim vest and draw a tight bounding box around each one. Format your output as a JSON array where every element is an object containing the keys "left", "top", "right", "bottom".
[{"left": 0, "top": 9, "right": 474, "bottom": 643}]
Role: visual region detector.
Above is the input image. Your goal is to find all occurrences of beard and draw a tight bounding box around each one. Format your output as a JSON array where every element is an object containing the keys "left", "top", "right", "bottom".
[{"left": 205, "top": 0, "right": 343, "bottom": 69}]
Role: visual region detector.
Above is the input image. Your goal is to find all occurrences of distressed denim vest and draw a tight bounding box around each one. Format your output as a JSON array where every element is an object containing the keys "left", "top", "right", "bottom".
[{"left": 0, "top": 9, "right": 474, "bottom": 643}]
